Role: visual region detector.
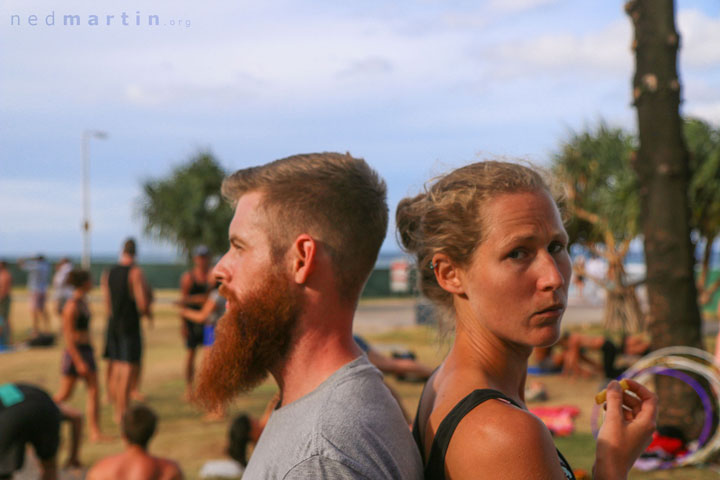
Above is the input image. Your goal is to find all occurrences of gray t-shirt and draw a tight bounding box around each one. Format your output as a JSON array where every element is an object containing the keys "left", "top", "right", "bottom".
[{"left": 243, "top": 356, "right": 423, "bottom": 480}]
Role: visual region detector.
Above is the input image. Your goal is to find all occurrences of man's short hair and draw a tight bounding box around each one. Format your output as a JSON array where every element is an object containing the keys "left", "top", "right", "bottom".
[
  {"left": 122, "top": 404, "right": 157, "bottom": 449},
  {"left": 221, "top": 152, "right": 388, "bottom": 300},
  {"left": 122, "top": 238, "right": 137, "bottom": 256}
]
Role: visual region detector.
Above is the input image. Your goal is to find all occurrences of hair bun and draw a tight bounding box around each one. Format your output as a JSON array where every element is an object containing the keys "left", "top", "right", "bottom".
[{"left": 395, "top": 194, "right": 426, "bottom": 253}]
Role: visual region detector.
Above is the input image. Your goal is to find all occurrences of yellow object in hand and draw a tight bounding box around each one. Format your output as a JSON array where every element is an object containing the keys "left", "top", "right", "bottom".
[{"left": 595, "top": 379, "right": 630, "bottom": 405}]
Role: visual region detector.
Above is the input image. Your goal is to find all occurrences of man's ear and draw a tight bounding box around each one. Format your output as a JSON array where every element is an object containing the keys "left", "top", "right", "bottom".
[
  {"left": 432, "top": 253, "right": 465, "bottom": 295},
  {"left": 291, "top": 234, "right": 316, "bottom": 284}
]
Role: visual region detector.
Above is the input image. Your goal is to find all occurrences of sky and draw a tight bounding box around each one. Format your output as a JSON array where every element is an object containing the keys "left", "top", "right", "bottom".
[{"left": 2, "top": 0, "right": 720, "bottom": 261}]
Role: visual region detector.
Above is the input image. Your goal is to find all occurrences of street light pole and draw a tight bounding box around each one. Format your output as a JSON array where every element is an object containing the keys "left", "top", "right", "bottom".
[{"left": 81, "top": 130, "right": 108, "bottom": 269}]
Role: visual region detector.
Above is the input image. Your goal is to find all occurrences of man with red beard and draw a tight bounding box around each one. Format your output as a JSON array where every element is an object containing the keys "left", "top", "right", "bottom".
[{"left": 194, "top": 153, "right": 423, "bottom": 479}]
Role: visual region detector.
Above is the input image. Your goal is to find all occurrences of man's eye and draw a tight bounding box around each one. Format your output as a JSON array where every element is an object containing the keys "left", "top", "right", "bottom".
[
  {"left": 508, "top": 249, "right": 527, "bottom": 260},
  {"left": 549, "top": 242, "right": 566, "bottom": 254}
]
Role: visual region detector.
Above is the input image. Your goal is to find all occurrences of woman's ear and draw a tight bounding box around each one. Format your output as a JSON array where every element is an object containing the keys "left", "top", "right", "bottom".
[{"left": 432, "top": 253, "right": 465, "bottom": 295}]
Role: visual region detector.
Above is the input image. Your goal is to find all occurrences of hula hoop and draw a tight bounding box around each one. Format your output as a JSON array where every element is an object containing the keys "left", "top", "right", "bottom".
[
  {"left": 635, "top": 368, "right": 713, "bottom": 469},
  {"left": 591, "top": 354, "right": 720, "bottom": 467},
  {"left": 625, "top": 346, "right": 720, "bottom": 373}
]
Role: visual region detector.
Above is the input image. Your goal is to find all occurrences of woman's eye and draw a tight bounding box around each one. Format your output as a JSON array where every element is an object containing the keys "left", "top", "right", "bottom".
[{"left": 508, "top": 249, "right": 527, "bottom": 260}]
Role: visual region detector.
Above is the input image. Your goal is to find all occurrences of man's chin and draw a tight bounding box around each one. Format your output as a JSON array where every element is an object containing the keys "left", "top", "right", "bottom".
[{"left": 194, "top": 273, "right": 300, "bottom": 410}]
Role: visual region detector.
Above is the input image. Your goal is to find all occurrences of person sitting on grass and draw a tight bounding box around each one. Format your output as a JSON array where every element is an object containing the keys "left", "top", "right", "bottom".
[
  {"left": 529, "top": 333, "right": 600, "bottom": 377},
  {"left": 561, "top": 332, "right": 650, "bottom": 379},
  {"left": 199, "top": 413, "right": 253, "bottom": 479},
  {"left": 353, "top": 334, "right": 434, "bottom": 382},
  {"left": 86, "top": 403, "right": 183, "bottom": 480},
  {"left": 53, "top": 269, "right": 109, "bottom": 442}
]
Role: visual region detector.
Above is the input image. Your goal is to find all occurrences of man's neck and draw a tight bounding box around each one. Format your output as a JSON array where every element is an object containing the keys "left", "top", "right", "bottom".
[
  {"left": 119, "top": 254, "right": 134, "bottom": 266},
  {"left": 271, "top": 310, "right": 362, "bottom": 407},
  {"left": 122, "top": 443, "right": 151, "bottom": 460}
]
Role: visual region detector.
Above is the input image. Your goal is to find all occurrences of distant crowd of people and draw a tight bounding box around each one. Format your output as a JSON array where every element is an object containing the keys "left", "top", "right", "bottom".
[{"left": 2, "top": 154, "right": 661, "bottom": 480}]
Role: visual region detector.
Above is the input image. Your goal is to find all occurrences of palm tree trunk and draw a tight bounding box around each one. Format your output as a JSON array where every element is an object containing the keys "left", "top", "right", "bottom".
[{"left": 627, "top": 0, "right": 704, "bottom": 438}]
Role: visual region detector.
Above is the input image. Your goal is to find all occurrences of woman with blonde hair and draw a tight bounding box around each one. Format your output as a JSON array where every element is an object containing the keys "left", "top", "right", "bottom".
[{"left": 397, "top": 161, "right": 656, "bottom": 479}]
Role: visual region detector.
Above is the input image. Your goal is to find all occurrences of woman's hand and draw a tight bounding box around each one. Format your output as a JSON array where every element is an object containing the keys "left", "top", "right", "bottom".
[{"left": 594, "top": 379, "right": 657, "bottom": 479}]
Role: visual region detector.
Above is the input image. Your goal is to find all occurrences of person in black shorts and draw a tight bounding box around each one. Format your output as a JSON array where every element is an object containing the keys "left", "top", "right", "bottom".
[
  {"left": 0, "top": 382, "right": 82, "bottom": 480},
  {"left": 102, "top": 238, "right": 152, "bottom": 424},
  {"left": 178, "top": 245, "right": 211, "bottom": 400},
  {"left": 53, "top": 269, "right": 109, "bottom": 442},
  {"left": 398, "top": 161, "right": 657, "bottom": 479}
]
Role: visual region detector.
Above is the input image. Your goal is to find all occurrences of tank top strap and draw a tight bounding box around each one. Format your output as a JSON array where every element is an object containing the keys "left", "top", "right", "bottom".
[{"left": 425, "top": 389, "right": 519, "bottom": 479}]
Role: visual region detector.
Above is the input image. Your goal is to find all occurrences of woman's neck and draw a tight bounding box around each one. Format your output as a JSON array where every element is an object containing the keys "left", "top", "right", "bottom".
[{"left": 446, "top": 324, "right": 531, "bottom": 405}]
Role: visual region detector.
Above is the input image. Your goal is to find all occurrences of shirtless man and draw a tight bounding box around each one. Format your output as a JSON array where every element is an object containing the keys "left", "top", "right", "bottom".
[
  {"left": 86, "top": 403, "right": 183, "bottom": 480},
  {"left": 178, "top": 245, "right": 212, "bottom": 400}
]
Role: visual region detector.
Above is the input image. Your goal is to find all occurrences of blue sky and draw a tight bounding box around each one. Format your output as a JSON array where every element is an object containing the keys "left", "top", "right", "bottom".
[{"left": 2, "top": 0, "right": 719, "bottom": 260}]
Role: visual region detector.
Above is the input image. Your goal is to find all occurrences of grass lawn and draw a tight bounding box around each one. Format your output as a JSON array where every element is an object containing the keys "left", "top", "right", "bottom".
[{"left": 1, "top": 288, "right": 717, "bottom": 479}]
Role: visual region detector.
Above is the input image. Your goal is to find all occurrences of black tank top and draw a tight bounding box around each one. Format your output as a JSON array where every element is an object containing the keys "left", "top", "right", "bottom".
[
  {"left": 74, "top": 299, "right": 90, "bottom": 332},
  {"left": 412, "top": 389, "right": 576, "bottom": 480},
  {"left": 108, "top": 265, "right": 140, "bottom": 336},
  {"left": 187, "top": 273, "right": 209, "bottom": 311}
]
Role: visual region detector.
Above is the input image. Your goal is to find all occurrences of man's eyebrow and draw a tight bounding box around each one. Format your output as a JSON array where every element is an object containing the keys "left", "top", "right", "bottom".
[{"left": 229, "top": 234, "right": 246, "bottom": 245}]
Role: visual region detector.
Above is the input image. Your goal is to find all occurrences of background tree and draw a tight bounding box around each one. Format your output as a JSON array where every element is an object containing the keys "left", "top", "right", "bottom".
[
  {"left": 552, "top": 123, "right": 644, "bottom": 332},
  {"left": 685, "top": 118, "right": 720, "bottom": 309},
  {"left": 626, "top": 0, "right": 704, "bottom": 437},
  {"left": 138, "top": 151, "right": 233, "bottom": 260}
]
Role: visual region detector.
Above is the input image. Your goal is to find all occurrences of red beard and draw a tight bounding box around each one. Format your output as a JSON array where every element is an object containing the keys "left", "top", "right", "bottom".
[{"left": 194, "top": 270, "right": 301, "bottom": 411}]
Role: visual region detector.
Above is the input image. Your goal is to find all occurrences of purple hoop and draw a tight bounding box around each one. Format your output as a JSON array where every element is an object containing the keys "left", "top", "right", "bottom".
[
  {"left": 591, "top": 366, "right": 716, "bottom": 469},
  {"left": 639, "top": 367, "right": 714, "bottom": 448}
]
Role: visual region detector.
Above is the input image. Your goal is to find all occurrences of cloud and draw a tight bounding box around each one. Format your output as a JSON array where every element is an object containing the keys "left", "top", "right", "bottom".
[
  {"left": 481, "top": 7, "right": 720, "bottom": 81},
  {"left": 685, "top": 101, "right": 720, "bottom": 124},
  {"left": 487, "top": 0, "right": 561, "bottom": 13},
  {"left": 337, "top": 57, "right": 393, "bottom": 78},
  {"left": 0, "top": 178, "right": 136, "bottom": 236},
  {"left": 3, "top": 0, "right": 719, "bottom": 257},
  {"left": 487, "top": 18, "right": 632, "bottom": 75},
  {"left": 678, "top": 9, "right": 720, "bottom": 68}
]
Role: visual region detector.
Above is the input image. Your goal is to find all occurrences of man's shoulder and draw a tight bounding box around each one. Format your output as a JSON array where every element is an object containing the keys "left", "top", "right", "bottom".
[
  {"left": 305, "top": 358, "right": 416, "bottom": 456},
  {"left": 323, "top": 357, "right": 390, "bottom": 405},
  {"left": 129, "top": 264, "right": 146, "bottom": 275},
  {"left": 87, "top": 454, "right": 123, "bottom": 480},
  {"left": 157, "top": 456, "right": 183, "bottom": 479},
  {"left": 251, "top": 359, "right": 422, "bottom": 479}
]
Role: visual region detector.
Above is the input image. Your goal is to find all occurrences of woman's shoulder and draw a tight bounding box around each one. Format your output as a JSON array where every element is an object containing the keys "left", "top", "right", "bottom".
[
  {"left": 62, "top": 297, "right": 79, "bottom": 315},
  {"left": 444, "top": 397, "right": 566, "bottom": 479}
]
